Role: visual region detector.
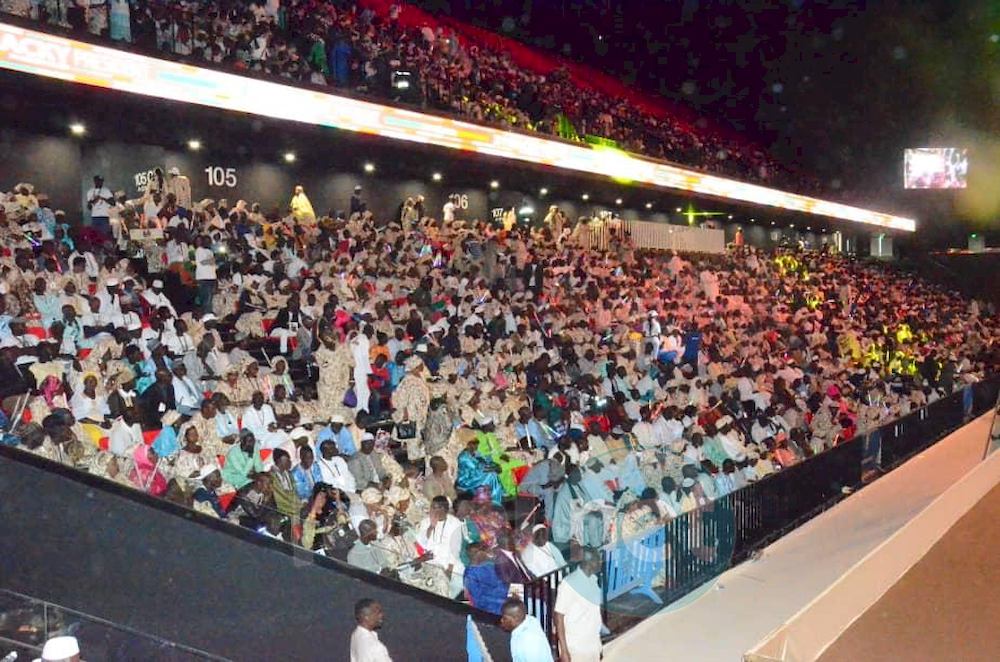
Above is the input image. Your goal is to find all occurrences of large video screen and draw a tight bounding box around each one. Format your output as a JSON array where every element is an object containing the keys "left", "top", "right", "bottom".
[{"left": 904, "top": 148, "right": 968, "bottom": 189}]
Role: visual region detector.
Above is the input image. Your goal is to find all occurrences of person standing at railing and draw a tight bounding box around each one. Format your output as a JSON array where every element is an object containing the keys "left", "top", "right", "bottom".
[
  {"left": 554, "top": 548, "right": 604, "bottom": 662},
  {"left": 500, "top": 598, "right": 554, "bottom": 662}
]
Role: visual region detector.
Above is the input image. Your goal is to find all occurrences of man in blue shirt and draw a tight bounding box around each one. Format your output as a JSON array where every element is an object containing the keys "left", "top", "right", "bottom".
[
  {"left": 514, "top": 407, "right": 554, "bottom": 451},
  {"left": 682, "top": 326, "right": 702, "bottom": 366},
  {"left": 500, "top": 598, "right": 554, "bottom": 662},
  {"left": 315, "top": 414, "right": 357, "bottom": 457},
  {"left": 31, "top": 277, "right": 62, "bottom": 328},
  {"left": 291, "top": 445, "right": 324, "bottom": 500}
]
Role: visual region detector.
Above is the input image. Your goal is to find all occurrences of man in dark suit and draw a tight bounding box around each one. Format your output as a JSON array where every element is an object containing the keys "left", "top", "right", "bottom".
[
  {"left": 140, "top": 368, "right": 176, "bottom": 428},
  {"left": 524, "top": 257, "right": 545, "bottom": 297},
  {"left": 494, "top": 529, "right": 533, "bottom": 585}
]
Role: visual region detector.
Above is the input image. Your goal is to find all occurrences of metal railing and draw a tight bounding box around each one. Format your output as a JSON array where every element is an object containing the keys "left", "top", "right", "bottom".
[
  {"left": 522, "top": 564, "right": 574, "bottom": 647},
  {"left": 0, "top": 590, "right": 227, "bottom": 661},
  {"left": 524, "top": 376, "right": 1000, "bottom": 645}
]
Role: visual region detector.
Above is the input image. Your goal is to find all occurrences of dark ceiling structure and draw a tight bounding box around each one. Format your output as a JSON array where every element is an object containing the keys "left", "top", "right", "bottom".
[{"left": 412, "top": 0, "right": 1000, "bottom": 238}]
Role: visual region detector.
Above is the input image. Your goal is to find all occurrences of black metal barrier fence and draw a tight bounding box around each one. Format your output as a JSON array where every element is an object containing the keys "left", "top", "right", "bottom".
[{"left": 524, "top": 376, "right": 1000, "bottom": 645}]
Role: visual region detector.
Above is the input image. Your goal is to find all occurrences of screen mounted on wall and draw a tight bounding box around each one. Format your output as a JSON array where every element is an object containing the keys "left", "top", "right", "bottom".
[{"left": 904, "top": 148, "right": 968, "bottom": 189}]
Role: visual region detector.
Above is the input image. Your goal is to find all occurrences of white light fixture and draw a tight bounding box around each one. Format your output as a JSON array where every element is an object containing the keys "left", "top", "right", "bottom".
[
  {"left": 69, "top": 122, "right": 85, "bottom": 136},
  {"left": 675, "top": 206, "right": 683, "bottom": 212},
  {"left": 539, "top": 187, "right": 548, "bottom": 196},
  {"left": 490, "top": 180, "right": 499, "bottom": 189},
  {"left": 750, "top": 218, "right": 755, "bottom": 222},
  {"left": 581, "top": 193, "right": 589, "bottom": 201},
  {"left": 518, "top": 205, "right": 535, "bottom": 216},
  {"left": 645, "top": 203, "right": 653, "bottom": 209},
  {"left": 807, "top": 226, "right": 811, "bottom": 230},
  {"left": 790, "top": 223, "right": 795, "bottom": 228},
  {"left": 770, "top": 221, "right": 776, "bottom": 226},
  {"left": 363, "top": 162, "right": 375, "bottom": 173},
  {"left": 187, "top": 139, "right": 201, "bottom": 151},
  {"left": 432, "top": 172, "right": 442, "bottom": 182},
  {"left": 615, "top": 198, "right": 623, "bottom": 205},
  {"left": 728, "top": 214, "right": 734, "bottom": 219},
  {"left": 283, "top": 152, "right": 296, "bottom": 163}
]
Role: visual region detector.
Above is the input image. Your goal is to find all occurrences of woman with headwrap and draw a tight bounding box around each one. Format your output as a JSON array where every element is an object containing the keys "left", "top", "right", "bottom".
[
  {"left": 472, "top": 414, "right": 525, "bottom": 499},
  {"left": 468, "top": 489, "right": 511, "bottom": 551},
  {"left": 392, "top": 356, "right": 432, "bottom": 461},
  {"left": 455, "top": 438, "right": 503, "bottom": 506}
]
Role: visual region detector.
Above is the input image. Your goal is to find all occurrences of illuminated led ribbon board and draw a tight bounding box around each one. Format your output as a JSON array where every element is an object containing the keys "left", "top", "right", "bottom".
[{"left": 0, "top": 22, "right": 915, "bottom": 232}]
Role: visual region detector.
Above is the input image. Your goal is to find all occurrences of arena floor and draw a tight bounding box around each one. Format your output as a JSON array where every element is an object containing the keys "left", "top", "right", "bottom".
[{"left": 819, "top": 480, "right": 1000, "bottom": 662}]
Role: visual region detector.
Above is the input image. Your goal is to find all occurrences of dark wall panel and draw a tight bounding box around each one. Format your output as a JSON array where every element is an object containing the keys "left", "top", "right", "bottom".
[
  {"left": 0, "top": 450, "right": 511, "bottom": 662},
  {"left": 0, "top": 132, "right": 82, "bottom": 217}
]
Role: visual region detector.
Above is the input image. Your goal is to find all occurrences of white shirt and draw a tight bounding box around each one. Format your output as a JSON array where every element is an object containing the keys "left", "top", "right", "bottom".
[
  {"left": 70, "top": 391, "right": 109, "bottom": 422},
  {"left": 415, "top": 514, "right": 464, "bottom": 573},
  {"left": 143, "top": 289, "right": 178, "bottom": 317},
  {"left": 195, "top": 247, "right": 217, "bottom": 280},
  {"left": 520, "top": 541, "right": 566, "bottom": 577},
  {"left": 554, "top": 573, "right": 604, "bottom": 656},
  {"left": 88, "top": 186, "right": 113, "bottom": 217},
  {"left": 316, "top": 454, "right": 356, "bottom": 494},
  {"left": 172, "top": 375, "right": 202, "bottom": 409},
  {"left": 166, "top": 240, "right": 188, "bottom": 265},
  {"left": 241, "top": 404, "right": 277, "bottom": 440},
  {"left": 165, "top": 331, "right": 195, "bottom": 356},
  {"left": 143, "top": 199, "right": 162, "bottom": 224},
  {"left": 0, "top": 333, "right": 39, "bottom": 365},
  {"left": 109, "top": 418, "right": 143, "bottom": 456},
  {"left": 350, "top": 626, "right": 392, "bottom": 662}
]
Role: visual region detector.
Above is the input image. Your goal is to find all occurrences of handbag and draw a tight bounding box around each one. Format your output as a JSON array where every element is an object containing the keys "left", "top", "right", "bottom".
[
  {"left": 396, "top": 421, "right": 417, "bottom": 440},
  {"left": 323, "top": 522, "right": 359, "bottom": 553},
  {"left": 343, "top": 387, "right": 358, "bottom": 408}
]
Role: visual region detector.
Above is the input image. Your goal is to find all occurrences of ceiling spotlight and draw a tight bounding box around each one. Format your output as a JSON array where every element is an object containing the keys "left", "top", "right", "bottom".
[
  {"left": 790, "top": 223, "right": 795, "bottom": 228},
  {"left": 728, "top": 214, "right": 734, "bottom": 220},
  {"left": 490, "top": 180, "right": 499, "bottom": 189},
  {"left": 806, "top": 226, "right": 812, "bottom": 230},
  {"left": 432, "top": 172, "right": 442, "bottom": 182},
  {"left": 539, "top": 187, "right": 548, "bottom": 196},
  {"left": 283, "top": 152, "right": 296, "bottom": 163},
  {"left": 750, "top": 218, "right": 755, "bottom": 222},
  {"left": 615, "top": 198, "right": 623, "bottom": 205},
  {"left": 363, "top": 162, "right": 375, "bottom": 173},
  {"left": 675, "top": 207, "right": 683, "bottom": 212},
  {"left": 645, "top": 203, "right": 653, "bottom": 209},
  {"left": 581, "top": 193, "right": 589, "bottom": 201},
  {"left": 187, "top": 139, "right": 201, "bottom": 151},
  {"left": 770, "top": 221, "right": 776, "bottom": 226},
  {"left": 69, "top": 123, "right": 86, "bottom": 136}
]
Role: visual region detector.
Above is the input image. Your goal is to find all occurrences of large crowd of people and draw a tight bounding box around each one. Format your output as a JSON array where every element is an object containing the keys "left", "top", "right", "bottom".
[
  {"left": 1, "top": 0, "right": 800, "bottom": 190},
  {"left": 2, "top": 171, "right": 997, "bottom": 631}
]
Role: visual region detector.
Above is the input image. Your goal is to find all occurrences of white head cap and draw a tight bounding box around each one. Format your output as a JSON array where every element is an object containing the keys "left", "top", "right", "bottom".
[
  {"left": 197, "top": 462, "right": 220, "bottom": 480},
  {"left": 39, "top": 636, "right": 80, "bottom": 661}
]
